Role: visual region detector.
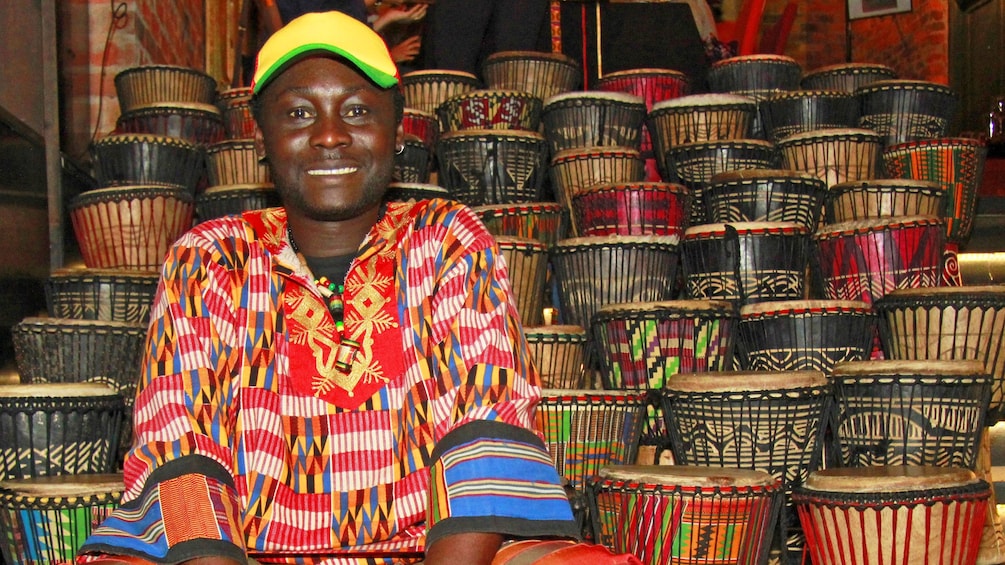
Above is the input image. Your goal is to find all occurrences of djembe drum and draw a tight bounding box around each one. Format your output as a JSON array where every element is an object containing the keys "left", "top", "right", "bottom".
[
  {"left": 524, "top": 325, "right": 589, "bottom": 389},
  {"left": 0, "top": 473, "right": 124, "bottom": 565},
  {"left": 663, "top": 140, "right": 778, "bottom": 225},
  {"left": 570, "top": 182, "right": 692, "bottom": 238},
  {"left": 549, "top": 235, "right": 681, "bottom": 329},
  {"left": 706, "top": 55, "right": 803, "bottom": 96},
  {"left": 482, "top": 50, "right": 581, "bottom": 100},
  {"left": 44, "top": 268, "right": 159, "bottom": 323},
  {"left": 799, "top": 62, "right": 898, "bottom": 93},
  {"left": 549, "top": 146, "right": 646, "bottom": 209},
  {"left": 400, "top": 69, "right": 480, "bottom": 114},
  {"left": 704, "top": 169, "right": 828, "bottom": 231},
  {"left": 793, "top": 466, "right": 988, "bottom": 565},
  {"left": 473, "top": 202, "right": 565, "bottom": 246},
  {"left": 69, "top": 184, "right": 196, "bottom": 271},
  {"left": 813, "top": 215, "right": 946, "bottom": 304},
  {"left": 588, "top": 465, "right": 782, "bottom": 565},
  {"left": 114, "top": 102, "right": 226, "bottom": 147},
  {"left": 392, "top": 135, "right": 431, "bottom": 183},
  {"left": 90, "top": 134, "right": 205, "bottom": 191},
  {"left": 828, "top": 359, "right": 990, "bottom": 469},
  {"left": 541, "top": 92, "right": 647, "bottom": 154},
  {"left": 114, "top": 64, "right": 217, "bottom": 112},
  {"left": 0, "top": 383, "right": 125, "bottom": 479},
  {"left": 856, "top": 79, "right": 958, "bottom": 147},
  {"left": 736, "top": 300, "right": 876, "bottom": 373},
  {"left": 591, "top": 300, "right": 739, "bottom": 450},
  {"left": 383, "top": 182, "right": 450, "bottom": 204},
  {"left": 402, "top": 108, "right": 440, "bottom": 151},
  {"left": 437, "top": 129, "right": 548, "bottom": 206},
  {"left": 681, "top": 222, "right": 811, "bottom": 305},
  {"left": 496, "top": 236, "right": 549, "bottom": 326},
  {"left": 661, "top": 371, "right": 832, "bottom": 562},
  {"left": 205, "top": 139, "right": 272, "bottom": 186},
  {"left": 759, "top": 90, "right": 860, "bottom": 143},
  {"left": 196, "top": 183, "right": 280, "bottom": 222},
  {"left": 217, "top": 86, "right": 255, "bottom": 140},
  {"left": 436, "top": 89, "right": 543, "bottom": 132},
  {"left": 777, "top": 128, "right": 883, "bottom": 189},
  {"left": 825, "top": 179, "right": 946, "bottom": 224}
]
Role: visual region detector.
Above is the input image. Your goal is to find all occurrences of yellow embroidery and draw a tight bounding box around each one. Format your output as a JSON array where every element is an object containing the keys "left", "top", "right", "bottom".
[
  {"left": 285, "top": 290, "right": 360, "bottom": 393},
  {"left": 340, "top": 258, "right": 398, "bottom": 391}
]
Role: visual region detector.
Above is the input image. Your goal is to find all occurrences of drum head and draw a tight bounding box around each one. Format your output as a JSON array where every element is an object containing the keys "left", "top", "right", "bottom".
[
  {"left": 598, "top": 464, "right": 777, "bottom": 488},
  {"left": 0, "top": 382, "right": 121, "bottom": 398},
  {"left": 830, "top": 359, "right": 987, "bottom": 378},
  {"left": 0, "top": 473, "right": 124, "bottom": 498},
  {"left": 803, "top": 466, "right": 979, "bottom": 493},
  {"left": 739, "top": 299, "right": 872, "bottom": 318},
  {"left": 666, "top": 370, "right": 828, "bottom": 392}
]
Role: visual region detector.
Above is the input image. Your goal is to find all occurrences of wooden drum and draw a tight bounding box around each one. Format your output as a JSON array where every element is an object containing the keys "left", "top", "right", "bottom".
[
  {"left": 646, "top": 94, "right": 757, "bottom": 165},
  {"left": 114, "top": 64, "right": 216, "bottom": 112},
  {"left": 800, "top": 62, "right": 898, "bottom": 94},
  {"left": 793, "top": 466, "right": 988, "bottom": 565},
  {"left": 114, "top": 102, "right": 225, "bottom": 147},
  {"left": 437, "top": 129, "right": 548, "bottom": 206},
  {"left": 195, "top": 183, "right": 280, "bottom": 222},
  {"left": 704, "top": 169, "right": 828, "bottom": 231},
  {"left": 588, "top": 465, "right": 781, "bottom": 565},
  {"left": 524, "top": 325, "right": 589, "bottom": 389},
  {"left": 473, "top": 202, "right": 564, "bottom": 246},
  {"left": 570, "top": 182, "right": 692, "bottom": 238},
  {"left": 482, "top": 50, "right": 580, "bottom": 100},
  {"left": 400, "top": 69, "right": 480, "bottom": 114},
  {"left": 217, "top": 86, "right": 255, "bottom": 140},
  {"left": 0, "top": 384, "right": 125, "bottom": 479},
  {"left": 90, "top": 134, "right": 204, "bottom": 191},
  {"left": 549, "top": 146, "right": 645, "bottom": 209},
  {"left": 759, "top": 90, "right": 860, "bottom": 143},
  {"left": 541, "top": 92, "right": 647, "bottom": 154},
  {"left": 205, "top": 139, "right": 272, "bottom": 186},
  {"left": 436, "top": 89, "right": 543, "bottom": 132},
  {"left": 496, "top": 236, "right": 549, "bottom": 326},
  {"left": 829, "top": 359, "right": 991, "bottom": 469},
  {"left": 825, "top": 179, "right": 945, "bottom": 224},
  {"left": 392, "top": 136, "right": 431, "bottom": 183},
  {"left": 856, "top": 79, "right": 958, "bottom": 147},
  {"left": 0, "top": 473, "right": 124, "bottom": 565},
  {"left": 777, "top": 127, "right": 883, "bottom": 189},
  {"left": 44, "top": 267, "right": 159, "bottom": 323},
  {"left": 706, "top": 54, "right": 803, "bottom": 95}
]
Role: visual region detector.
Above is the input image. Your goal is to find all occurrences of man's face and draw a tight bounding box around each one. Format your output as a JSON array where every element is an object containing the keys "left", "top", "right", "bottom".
[{"left": 254, "top": 56, "right": 404, "bottom": 222}]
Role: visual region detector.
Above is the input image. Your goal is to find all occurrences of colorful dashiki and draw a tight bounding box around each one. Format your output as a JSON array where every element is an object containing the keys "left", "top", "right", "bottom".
[{"left": 77, "top": 199, "right": 577, "bottom": 565}]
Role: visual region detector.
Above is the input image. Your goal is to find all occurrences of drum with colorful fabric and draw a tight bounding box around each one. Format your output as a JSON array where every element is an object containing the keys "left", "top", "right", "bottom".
[
  {"left": 799, "top": 62, "right": 898, "bottom": 94},
  {"left": 437, "top": 89, "right": 543, "bottom": 132},
  {"left": 829, "top": 359, "right": 990, "bottom": 469},
  {"left": 392, "top": 135, "right": 431, "bottom": 183},
  {"left": 882, "top": 136, "right": 988, "bottom": 246},
  {"left": 0, "top": 473, "right": 124, "bottom": 565},
  {"left": 681, "top": 221, "right": 811, "bottom": 305},
  {"left": 550, "top": 235, "right": 681, "bottom": 329},
  {"left": 69, "top": 184, "right": 195, "bottom": 271},
  {"left": 759, "top": 90, "right": 860, "bottom": 143},
  {"left": 44, "top": 268, "right": 159, "bottom": 323},
  {"left": 402, "top": 108, "right": 440, "bottom": 151},
  {"left": 793, "top": 466, "right": 988, "bottom": 565},
  {"left": 90, "top": 134, "right": 205, "bottom": 191},
  {"left": 11, "top": 317, "right": 145, "bottom": 398},
  {"left": 437, "top": 129, "right": 548, "bottom": 206},
  {"left": 813, "top": 215, "right": 946, "bottom": 304},
  {"left": 205, "top": 139, "right": 272, "bottom": 186},
  {"left": 736, "top": 300, "right": 876, "bottom": 373},
  {"left": 524, "top": 325, "right": 589, "bottom": 389},
  {"left": 196, "top": 183, "right": 280, "bottom": 222},
  {"left": 114, "top": 102, "right": 226, "bottom": 147},
  {"left": 856, "top": 79, "right": 958, "bottom": 147},
  {"left": 0, "top": 383, "right": 125, "bottom": 479},
  {"left": 537, "top": 390, "right": 646, "bottom": 492},
  {"left": 570, "top": 182, "right": 692, "bottom": 238},
  {"left": 383, "top": 182, "right": 451, "bottom": 204},
  {"left": 482, "top": 50, "right": 581, "bottom": 100},
  {"left": 473, "top": 202, "right": 565, "bottom": 246},
  {"left": 114, "top": 64, "right": 217, "bottom": 112},
  {"left": 646, "top": 94, "right": 757, "bottom": 162},
  {"left": 663, "top": 139, "right": 779, "bottom": 225},
  {"left": 549, "top": 146, "right": 646, "bottom": 209},
  {"left": 588, "top": 464, "right": 782, "bottom": 565},
  {"left": 825, "top": 179, "right": 946, "bottom": 224},
  {"left": 496, "top": 236, "right": 549, "bottom": 326},
  {"left": 873, "top": 285, "right": 1005, "bottom": 422},
  {"left": 777, "top": 128, "right": 883, "bottom": 189},
  {"left": 400, "top": 69, "right": 480, "bottom": 114},
  {"left": 660, "top": 370, "right": 832, "bottom": 562},
  {"left": 707, "top": 54, "right": 803, "bottom": 95},
  {"left": 217, "top": 86, "right": 255, "bottom": 140},
  {"left": 704, "top": 169, "right": 827, "bottom": 231},
  {"left": 541, "top": 92, "right": 647, "bottom": 154}
]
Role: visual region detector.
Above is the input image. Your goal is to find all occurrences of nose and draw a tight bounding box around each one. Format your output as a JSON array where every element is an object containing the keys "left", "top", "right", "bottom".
[{"left": 309, "top": 111, "right": 351, "bottom": 149}]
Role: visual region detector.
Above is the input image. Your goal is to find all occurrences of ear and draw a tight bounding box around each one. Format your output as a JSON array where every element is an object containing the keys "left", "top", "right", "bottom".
[
  {"left": 394, "top": 121, "right": 405, "bottom": 153},
  {"left": 254, "top": 123, "right": 267, "bottom": 163}
]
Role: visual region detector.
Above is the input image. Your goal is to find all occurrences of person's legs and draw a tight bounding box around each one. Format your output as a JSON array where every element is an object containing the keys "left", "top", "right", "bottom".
[{"left": 424, "top": 0, "right": 494, "bottom": 74}]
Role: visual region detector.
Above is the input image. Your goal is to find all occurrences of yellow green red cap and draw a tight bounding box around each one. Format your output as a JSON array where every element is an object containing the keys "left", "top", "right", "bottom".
[{"left": 252, "top": 10, "right": 400, "bottom": 95}]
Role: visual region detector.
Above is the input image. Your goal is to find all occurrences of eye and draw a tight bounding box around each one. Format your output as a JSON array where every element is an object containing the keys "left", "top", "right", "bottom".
[
  {"left": 344, "top": 105, "right": 369, "bottom": 119},
  {"left": 288, "top": 107, "right": 313, "bottom": 120}
]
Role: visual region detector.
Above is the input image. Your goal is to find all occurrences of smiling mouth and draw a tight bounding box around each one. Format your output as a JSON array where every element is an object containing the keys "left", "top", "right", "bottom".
[{"left": 307, "top": 166, "right": 358, "bottom": 176}]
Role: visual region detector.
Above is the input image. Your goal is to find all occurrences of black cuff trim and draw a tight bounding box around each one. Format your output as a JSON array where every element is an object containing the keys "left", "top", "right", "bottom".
[
  {"left": 431, "top": 420, "right": 547, "bottom": 462},
  {"left": 81, "top": 539, "right": 248, "bottom": 565}
]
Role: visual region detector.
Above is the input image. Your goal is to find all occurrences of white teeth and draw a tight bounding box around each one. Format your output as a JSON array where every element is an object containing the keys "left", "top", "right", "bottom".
[{"left": 307, "top": 167, "right": 356, "bottom": 176}]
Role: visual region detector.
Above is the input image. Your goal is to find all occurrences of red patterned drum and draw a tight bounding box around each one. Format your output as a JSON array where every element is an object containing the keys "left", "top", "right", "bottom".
[
  {"left": 483, "top": 50, "right": 580, "bottom": 100},
  {"left": 813, "top": 215, "right": 946, "bottom": 304},
  {"left": 570, "top": 182, "right": 691, "bottom": 238},
  {"left": 589, "top": 465, "right": 781, "bottom": 565},
  {"left": 217, "top": 86, "right": 255, "bottom": 140},
  {"left": 550, "top": 146, "right": 645, "bottom": 208},
  {"left": 856, "top": 79, "right": 958, "bottom": 147},
  {"left": 436, "top": 89, "right": 543, "bottom": 132},
  {"left": 541, "top": 92, "right": 647, "bottom": 154},
  {"left": 800, "top": 62, "right": 898, "bottom": 94},
  {"left": 597, "top": 68, "right": 692, "bottom": 158},
  {"left": 777, "top": 128, "right": 883, "bottom": 189},
  {"left": 473, "top": 202, "right": 565, "bottom": 246},
  {"left": 115, "top": 102, "right": 226, "bottom": 147},
  {"left": 400, "top": 69, "right": 480, "bottom": 114},
  {"left": 524, "top": 325, "right": 589, "bottom": 390},
  {"left": 794, "top": 466, "right": 988, "bottom": 565},
  {"left": 705, "top": 169, "right": 827, "bottom": 231},
  {"left": 402, "top": 108, "right": 439, "bottom": 151}
]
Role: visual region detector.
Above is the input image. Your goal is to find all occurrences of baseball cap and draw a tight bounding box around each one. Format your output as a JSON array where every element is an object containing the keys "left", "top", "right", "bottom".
[{"left": 252, "top": 10, "right": 400, "bottom": 95}]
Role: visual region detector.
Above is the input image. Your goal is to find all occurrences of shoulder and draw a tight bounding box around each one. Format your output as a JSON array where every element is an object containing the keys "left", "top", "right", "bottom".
[
  {"left": 167, "top": 209, "right": 283, "bottom": 267},
  {"left": 404, "top": 198, "right": 496, "bottom": 252}
]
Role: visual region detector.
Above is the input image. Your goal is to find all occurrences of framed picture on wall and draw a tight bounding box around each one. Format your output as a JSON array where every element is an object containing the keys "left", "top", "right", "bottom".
[{"left": 848, "top": 0, "right": 912, "bottom": 19}]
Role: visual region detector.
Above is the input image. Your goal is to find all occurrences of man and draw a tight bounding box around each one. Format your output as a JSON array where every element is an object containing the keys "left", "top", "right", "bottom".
[{"left": 77, "top": 11, "right": 636, "bottom": 565}]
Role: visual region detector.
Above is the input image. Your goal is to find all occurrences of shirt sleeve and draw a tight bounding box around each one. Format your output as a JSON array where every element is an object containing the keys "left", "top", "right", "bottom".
[
  {"left": 78, "top": 227, "right": 249, "bottom": 564},
  {"left": 400, "top": 201, "right": 579, "bottom": 546}
]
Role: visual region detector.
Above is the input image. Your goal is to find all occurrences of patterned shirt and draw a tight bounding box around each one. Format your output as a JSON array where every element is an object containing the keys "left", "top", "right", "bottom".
[{"left": 78, "top": 199, "right": 577, "bottom": 565}]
